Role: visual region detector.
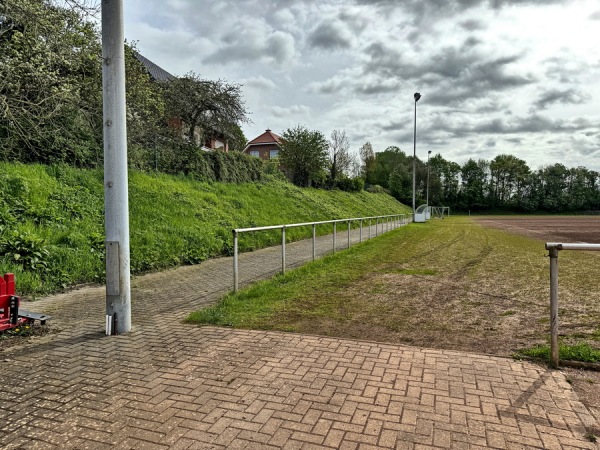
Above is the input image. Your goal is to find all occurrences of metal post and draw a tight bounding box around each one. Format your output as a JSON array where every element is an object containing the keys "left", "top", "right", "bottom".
[
  {"left": 347, "top": 221, "right": 351, "bottom": 248},
  {"left": 549, "top": 247, "right": 559, "bottom": 367},
  {"left": 359, "top": 219, "right": 363, "bottom": 242},
  {"left": 282, "top": 227, "right": 286, "bottom": 274},
  {"left": 426, "top": 150, "right": 431, "bottom": 210},
  {"left": 312, "top": 224, "right": 316, "bottom": 261},
  {"left": 376, "top": 218, "right": 378, "bottom": 236},
  {"left": 233, "top": 230, "right": 238, "bottom": 292},
  {"left": 102, "top": 0, "right": 131, "bottom": 334},
  {"left": 369, "top": 219, "right": 371, "bottom": 239},
  {"left": 333, "top": 222, "right": 336, "bottom": 253}
]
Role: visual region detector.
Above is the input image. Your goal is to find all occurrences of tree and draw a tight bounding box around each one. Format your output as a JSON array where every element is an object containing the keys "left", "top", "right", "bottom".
[
  {"left": 460, "top": 159, "right": 488, "bottom": 210},
  {"left": 279, "top": 125, "right": 328, "bottom": 187},
  {"left": 227, "top": 124, "right": 248, "bottom": 152},
  {"left": 0, "top": 0, "right": 103, "bottom": 165},
  {"left": 359, "top": 142, "right": 376, "bottom": 184},
  {"left": 328, "top": 129, "right": 352, "bottom": 186},
  {"left": 162, "top": 72, "right": 249, "bottom": 147}
]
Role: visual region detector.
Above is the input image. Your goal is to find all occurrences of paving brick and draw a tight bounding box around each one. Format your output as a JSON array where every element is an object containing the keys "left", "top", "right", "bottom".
[{"left": 1, "top": 225, "right": 598, "bottom": 450}]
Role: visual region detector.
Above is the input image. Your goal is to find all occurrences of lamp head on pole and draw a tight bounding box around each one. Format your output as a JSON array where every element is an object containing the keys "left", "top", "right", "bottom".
[
  {"left": 428, "top": 150, "right": 432, "bottom": 155},
  {"left": 414, "top": 92, "right": 421, "bottom": 102}
]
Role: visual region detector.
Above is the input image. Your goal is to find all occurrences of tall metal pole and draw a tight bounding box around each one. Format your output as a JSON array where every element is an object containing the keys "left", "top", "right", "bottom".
[
  {"left": 427, "top": 150, "right": 431, "bottom": 208},
  {"left": 549, "top": 248, "right": 559, "bottom": 367},
  {"left": 102, "top": 0, "right": 131, "bottom": 334},
  {"left": 412, "top": 93, "right": 421, "bottom": 220}
]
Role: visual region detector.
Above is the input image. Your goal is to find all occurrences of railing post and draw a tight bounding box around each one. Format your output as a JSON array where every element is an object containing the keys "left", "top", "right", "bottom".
[
  {"left": 312, "top": 224, "right": 316, "bottom": 261},
  {"left": 549, "top": 247, "right": 559, "bottom": 368},
  {"left": 233, "top": 230, "right": 238, "bottom": 292},
  {"left": 376, "top": 218, "right": 378, "bottom": 236},
  {"left": 282, "top": 226, "right": 286, "bottom": 274},
  {"left": 347, "top": 221, "right": 351, "bottom": 248},
  {"left": 369, "top": 219, "right": 372, "bottom": 239},
  {"left": 359, "top": 219, "right": 363, "bottom": 242},
  {"left": 333, "top": 222, "right": 336, "bottom": 253}
]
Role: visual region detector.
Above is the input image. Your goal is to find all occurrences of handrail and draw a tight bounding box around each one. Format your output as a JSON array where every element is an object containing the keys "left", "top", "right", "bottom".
[
  {"left": 232, "top": 213, "right": 411, "bottom": 292},
  {"left": 545, "top": 242, "right": 600, "bottom": 367}
]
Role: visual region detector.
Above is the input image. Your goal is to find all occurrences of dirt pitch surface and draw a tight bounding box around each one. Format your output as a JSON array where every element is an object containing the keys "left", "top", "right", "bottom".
[{"left": 474, "top": 215, "right": 600, "bottom": 244}]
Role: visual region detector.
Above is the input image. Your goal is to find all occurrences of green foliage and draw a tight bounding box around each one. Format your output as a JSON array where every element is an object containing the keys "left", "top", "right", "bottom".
[
  {"left": 0, "top": 230, "right": 51, "bottom": 273},
  {"left": 518, "top": 343, "right": 600, "bottom": 363},
  {"left": 279, "top": 125, "right": 329, "bottom": 187},
  {"left": 0, "top": 0, "right": 103, "bottom": 165},
  {"left": 0, "top": 162, "right": 406, "bottom": 295}
]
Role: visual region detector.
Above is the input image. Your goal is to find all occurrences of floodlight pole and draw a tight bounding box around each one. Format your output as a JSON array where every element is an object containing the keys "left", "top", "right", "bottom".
[
  {"left": 426, "top": 150, "right": 432, "bottom": 207},
  {"left": 102, "top": 0, "right": 131, "bottom": 335},
  {"left": 412, "top": 93, "right": 421, "bottom": 219}
]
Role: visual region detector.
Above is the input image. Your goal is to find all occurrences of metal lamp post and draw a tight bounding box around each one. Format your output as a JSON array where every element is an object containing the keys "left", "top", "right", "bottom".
[
  {"left": 426, "top": 150, "right": 432, "bottom": 207},
  {"left": 412, "top": 92, "right": 421, "bottom": 219}
]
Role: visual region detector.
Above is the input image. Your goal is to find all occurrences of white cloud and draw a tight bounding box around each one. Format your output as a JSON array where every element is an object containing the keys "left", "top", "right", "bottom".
[{"left": 124, "top": 0, "right": 600, "bottom": 170}]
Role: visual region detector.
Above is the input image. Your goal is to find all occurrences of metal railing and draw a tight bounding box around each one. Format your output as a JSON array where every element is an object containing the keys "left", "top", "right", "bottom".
[
  {"left": 232, "top": 214, "right": 411, "bottom": 292},
  {"left": 545, "top": 242, "right": 600, "bottom": 367}
]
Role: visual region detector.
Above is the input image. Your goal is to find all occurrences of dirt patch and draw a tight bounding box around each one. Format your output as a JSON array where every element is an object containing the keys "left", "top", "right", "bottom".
[{"left": 474, "top": 215, "right": 600, "bottom": 243}]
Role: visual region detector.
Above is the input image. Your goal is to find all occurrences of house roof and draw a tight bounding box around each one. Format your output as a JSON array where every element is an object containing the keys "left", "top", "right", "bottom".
[
  {"left": 134, "top": 52, "right": 176, "bottom": 82},
  {"left": 246, "top": 129, "right": 282, "bottom": 145}
]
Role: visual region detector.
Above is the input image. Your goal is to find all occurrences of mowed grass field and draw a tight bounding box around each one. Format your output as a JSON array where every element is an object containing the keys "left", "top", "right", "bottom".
[{"left": 189, "top": 216, "right": 600, "bottom": 359}]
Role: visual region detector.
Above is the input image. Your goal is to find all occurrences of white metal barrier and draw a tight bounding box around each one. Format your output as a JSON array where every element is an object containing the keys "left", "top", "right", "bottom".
[
  {"left": 232, "top": 214, "right": 411, "bottom": 292},
  {"left": 545, "top": 242, "right": 600, "bottom": 367}
]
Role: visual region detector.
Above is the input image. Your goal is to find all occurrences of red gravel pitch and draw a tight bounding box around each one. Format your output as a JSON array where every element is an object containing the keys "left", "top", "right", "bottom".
[{"left": 474, "top": 215, "right": 600, "bottom": 243}]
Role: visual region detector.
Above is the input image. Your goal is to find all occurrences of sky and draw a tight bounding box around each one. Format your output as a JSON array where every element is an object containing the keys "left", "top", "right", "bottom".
[{"left": 123, "top": 0, "right": 600, "bottom": 171}]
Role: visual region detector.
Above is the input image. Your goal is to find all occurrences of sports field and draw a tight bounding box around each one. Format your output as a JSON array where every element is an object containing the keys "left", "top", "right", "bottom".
[{"left": 475, "top": 215, "right": 600, "bottom": 243}]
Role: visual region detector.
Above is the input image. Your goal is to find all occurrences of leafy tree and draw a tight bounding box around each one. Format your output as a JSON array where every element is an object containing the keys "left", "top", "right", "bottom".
[
  {"left": 162, "top": 72, "right": 249, "bottom": 147},
  {"left": 460, "top": 159, "right": 488, "bottom": 210},
  {"left": 359, "top": 141, "right": 376, "bottom": 184},
  {"left": 227, "top": 124, "right": 248, "bottom": 152},
  {"left": 0, "top": 0, "right": 103, "bottom": 165},
  {"left": 279, "top": 125, "right": 328, "bottom": 187}
]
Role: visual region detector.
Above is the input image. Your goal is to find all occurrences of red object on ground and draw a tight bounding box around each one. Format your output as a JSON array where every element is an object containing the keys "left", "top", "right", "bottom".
[{"left": 0, "top": 273, "right": 32, "bottom": 331}]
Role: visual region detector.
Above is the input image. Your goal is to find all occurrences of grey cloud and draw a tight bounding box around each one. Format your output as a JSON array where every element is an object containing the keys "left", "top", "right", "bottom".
[
  {"left": 460, "top": 19, "right": 486, "bottom": 31},
  {"left": 532, "top": 88, "right": 590, "bottom": 111},
  {"left": 308, "top": 21, "right": 354, "bottom": 50},
  {"left": 589, "top": 10, "right": 600, "bottom": 20},
  {"left": 485, "top": 139, "right": 496, "bottom": 147},
  {"left": 543, "top": 56, "right": 590, "bottom": 83},
  {"left": 243, "top": 76, "right": 278, "bottom": 91},
  {"left": 204, "top": 27, "right": 295, "bottom": 65}
]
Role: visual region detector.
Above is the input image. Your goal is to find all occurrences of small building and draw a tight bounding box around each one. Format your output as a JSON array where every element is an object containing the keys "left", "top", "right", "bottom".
[{"left": 243, "top": 129, "right": 282, "bottom": 160}]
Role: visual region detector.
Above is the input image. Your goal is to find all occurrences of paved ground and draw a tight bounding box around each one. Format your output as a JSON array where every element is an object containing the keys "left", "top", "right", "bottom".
[{"left": 1, "top": 222, "right": 598, "bottom": 449}]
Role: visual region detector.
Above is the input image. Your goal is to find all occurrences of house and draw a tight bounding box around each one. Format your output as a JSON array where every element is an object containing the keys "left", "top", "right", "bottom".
[
  {"left": 133, "top": 52, "right": 229, "bottom": 152},
  {"left": 243, "top": 129, "right": 282, "bottom": 160}
]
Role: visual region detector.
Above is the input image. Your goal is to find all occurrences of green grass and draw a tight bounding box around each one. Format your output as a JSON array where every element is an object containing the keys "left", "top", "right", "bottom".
[
  {"left": 0, "top": 162, "right": 408, "bottom": 296},
  {"left": 517, "top": 343, "right": 600, "bottom": 363},
  {"left": 188, "top": 216, "right": 600, "bottom": 357}
]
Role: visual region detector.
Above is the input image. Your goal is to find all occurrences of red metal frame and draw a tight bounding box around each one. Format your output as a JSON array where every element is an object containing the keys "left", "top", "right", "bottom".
[{"left": 0, "top": 273, "right": 32, "bottom": 331}]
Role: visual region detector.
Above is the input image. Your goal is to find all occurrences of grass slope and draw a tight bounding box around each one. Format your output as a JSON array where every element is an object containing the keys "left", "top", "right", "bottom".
[
  {"left": 188, "top": 216, "right": 600, "bottom": 360},
  {"left": 0, "top": 162, "right": 408, "bottom": 296}
]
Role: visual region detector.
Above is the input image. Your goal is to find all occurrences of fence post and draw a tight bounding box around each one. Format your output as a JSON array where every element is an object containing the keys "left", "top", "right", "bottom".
[
  {"left": 333, "top": 222, "right": 336, "bottom": 253},
  {"left": 233, "top": 230, "right": 238, "bottom": 292},
  {"left": 549, "top": 247, "right": 559, "bottom": 367},
  {"left": 360, "top": 219, "right": 363, "bottom": 242},
  {"left": 376, "top": 218, "right": 378, "bottom": 236},
  {"left": 312, "top": 224, "right": 316, "bottom": 261},
  {"left": 347, "top": 221, "right": 351, "bottom": 248},
  {"left": 282, "top": 226, "right": 286, "bottom": 274},
  {"left": 369, "top": 219, "right": 372, "bottom": 239}
]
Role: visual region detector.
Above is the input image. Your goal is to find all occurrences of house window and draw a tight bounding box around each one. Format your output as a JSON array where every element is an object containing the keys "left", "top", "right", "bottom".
[
  {"left": 249, "top": 150, "right": 259, "bottom": 157},
  {"left": 269, "top": 149, "right": 279, "bottom": 159}
]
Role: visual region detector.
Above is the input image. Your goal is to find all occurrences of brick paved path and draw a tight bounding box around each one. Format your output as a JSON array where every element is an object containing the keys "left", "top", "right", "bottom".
[{"left": 1, "top": 224, "right": 598, "bottom": 449}]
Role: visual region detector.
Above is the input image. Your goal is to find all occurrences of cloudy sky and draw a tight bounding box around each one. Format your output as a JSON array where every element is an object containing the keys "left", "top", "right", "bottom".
[{"left": 123, "top": 0, "right": 600, "bottom": 170}]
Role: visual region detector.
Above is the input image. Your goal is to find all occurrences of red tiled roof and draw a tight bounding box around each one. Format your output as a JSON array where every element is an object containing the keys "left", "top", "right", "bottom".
[{"left": 247, "top": 129, "right": 282, "bottom": 145}]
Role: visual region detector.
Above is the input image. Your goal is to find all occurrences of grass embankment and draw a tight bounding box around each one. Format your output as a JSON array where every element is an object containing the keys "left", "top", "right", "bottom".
[
  {"left": 189, "top": 216, "right": 600, "bottom": 360},
  {"left": 0, "top": 162, "right": 408, "bottom": 296}
]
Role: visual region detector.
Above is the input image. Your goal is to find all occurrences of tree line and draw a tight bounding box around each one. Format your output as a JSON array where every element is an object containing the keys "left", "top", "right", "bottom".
[{"left": 360, "top": 146, "right": 600, "bottom": 213}]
